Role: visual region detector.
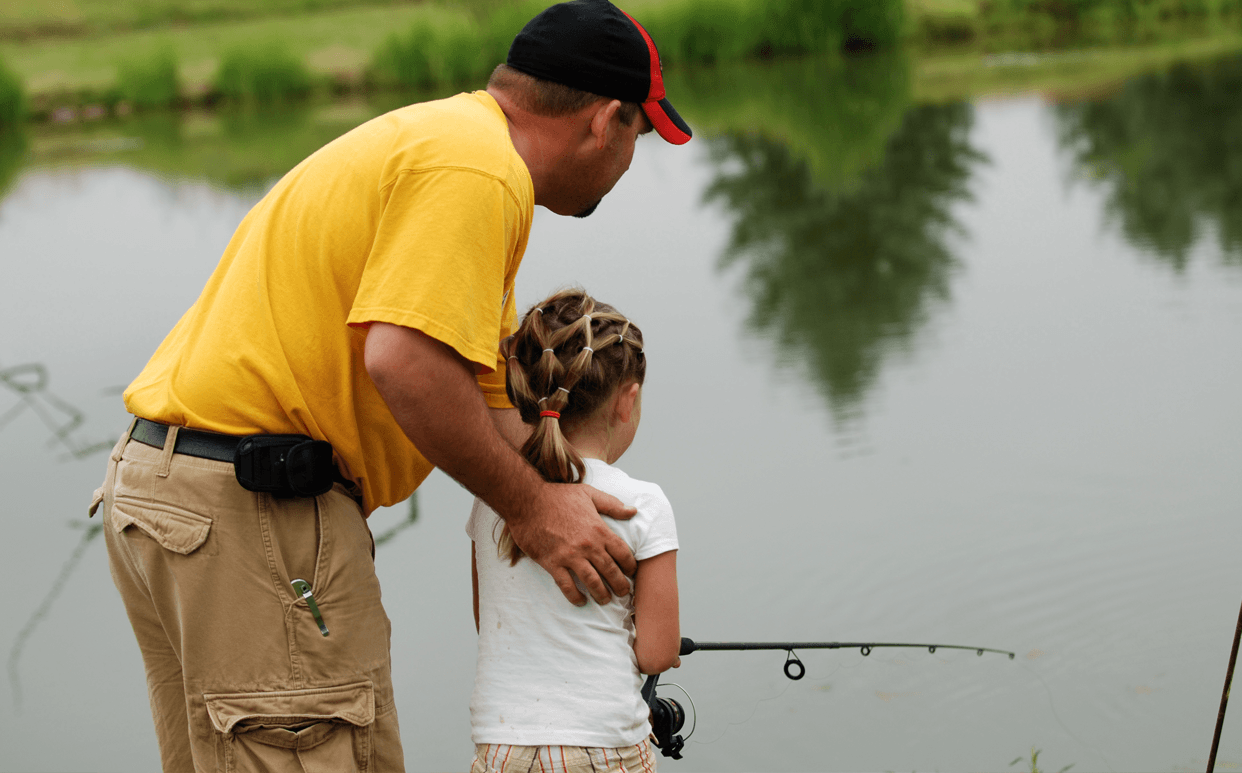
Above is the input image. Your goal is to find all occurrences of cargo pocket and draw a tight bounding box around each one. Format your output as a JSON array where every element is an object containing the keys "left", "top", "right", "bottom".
[
  {"left": 205, "top": 681, "right": 375, "bottom": 773},
  {"left": 110, "top": 499, "right": 211, "bottom": 555}
]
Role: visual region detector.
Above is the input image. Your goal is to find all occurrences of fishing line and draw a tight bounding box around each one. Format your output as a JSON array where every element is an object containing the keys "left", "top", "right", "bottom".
[
  {"left": 690, "top": 660, "right": 844, "bottom": 747},
  {"left": 688, "top": 669, "right": 795, "bottom": 746},
  {"left": 1016, "top": 661, "right": 1114, "bottom": 773}
]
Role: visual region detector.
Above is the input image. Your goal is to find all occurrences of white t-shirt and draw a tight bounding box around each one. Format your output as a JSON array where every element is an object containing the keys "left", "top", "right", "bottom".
[{"left": 467, "top": 457, "right": 679, "bottom": 748}]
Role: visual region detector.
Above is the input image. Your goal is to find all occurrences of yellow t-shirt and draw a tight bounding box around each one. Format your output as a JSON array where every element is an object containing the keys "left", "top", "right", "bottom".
[{"left": 124, "top": 91, "right": 533, "bottom": 514}]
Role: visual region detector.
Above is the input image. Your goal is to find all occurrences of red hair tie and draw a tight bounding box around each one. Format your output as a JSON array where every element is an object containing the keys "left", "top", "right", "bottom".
[{"left": 540, "top": 410, "right": 561, "bottom": 419}]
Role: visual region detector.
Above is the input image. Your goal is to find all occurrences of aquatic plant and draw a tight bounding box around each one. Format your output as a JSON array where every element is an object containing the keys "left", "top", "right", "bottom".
[
  {"left": 1010, "top": 746, "right": 1074, "bottom": 773},
  {"left": 213, "top": 42, "right": 313, "bottom": 105},
  {"left": 115, "top": 46, "right": 180, "bottom": 109},
  {"left": 0, "top": 56, "right": 27, "bottom": 128}
]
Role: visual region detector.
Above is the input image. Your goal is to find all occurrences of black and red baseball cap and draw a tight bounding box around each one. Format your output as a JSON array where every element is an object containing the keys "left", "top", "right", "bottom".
[{"left": 506, "top": 0, "right": 693, "bottom": 145}]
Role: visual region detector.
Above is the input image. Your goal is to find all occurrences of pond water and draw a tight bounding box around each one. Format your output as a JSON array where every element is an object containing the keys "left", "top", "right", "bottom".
[{"left": 2, "top": 52, "right": 1242, "bottom": 773}]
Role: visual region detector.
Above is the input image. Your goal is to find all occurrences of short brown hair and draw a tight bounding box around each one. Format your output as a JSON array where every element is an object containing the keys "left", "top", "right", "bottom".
[{"left": 489, "top": 63, "right": 641, "bottom": 126}]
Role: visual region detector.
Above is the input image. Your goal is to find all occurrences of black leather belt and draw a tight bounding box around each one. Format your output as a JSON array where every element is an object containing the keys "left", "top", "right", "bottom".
[
  {"left": 130, "top": 418, "right": 353, "bottom": 490},
  {"left": 131, "top": 418, "right": 242, "bottom": 462}
]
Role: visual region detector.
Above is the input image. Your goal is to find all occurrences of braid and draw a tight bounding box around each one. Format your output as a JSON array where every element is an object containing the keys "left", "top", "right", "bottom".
[{"left": 496, "top": 289, "right": 647, "bottom": 564}]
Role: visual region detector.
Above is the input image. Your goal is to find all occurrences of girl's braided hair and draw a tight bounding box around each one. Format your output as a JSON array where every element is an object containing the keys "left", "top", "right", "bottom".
[{"left": 497, "top": 289, "right": 646, "bottom": 563}]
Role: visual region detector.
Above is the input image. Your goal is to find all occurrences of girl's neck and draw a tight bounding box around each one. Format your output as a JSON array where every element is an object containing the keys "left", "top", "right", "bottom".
[{"left": 563, "top": 420, "right": 618, "bottom": 465}]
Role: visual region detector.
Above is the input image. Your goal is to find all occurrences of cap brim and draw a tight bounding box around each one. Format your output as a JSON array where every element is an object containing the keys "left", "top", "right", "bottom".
[{"left": 644, "top": 98, "right": 692, "bottom": 145}]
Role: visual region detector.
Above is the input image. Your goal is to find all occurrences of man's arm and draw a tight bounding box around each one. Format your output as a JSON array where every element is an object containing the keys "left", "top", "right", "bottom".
[
  {"left": 490, "top": 406, "right": 531, "bottom": 449},
  {"left": 365, "top": 321, "right": 638, "bottom": 604}
]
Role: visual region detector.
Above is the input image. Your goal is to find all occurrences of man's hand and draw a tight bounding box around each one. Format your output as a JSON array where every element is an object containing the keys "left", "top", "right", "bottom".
[{"left": 506, "top": 483, "right": 638, "bottom": 605}]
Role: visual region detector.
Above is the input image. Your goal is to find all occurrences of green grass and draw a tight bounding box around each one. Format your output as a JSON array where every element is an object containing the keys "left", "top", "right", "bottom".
[
  {"left": 0, "top": 0, "right": 423, "bottom": 40},
  {"left": 0, "top": 4, "right": 449, "bottom": 103},
  {"left": 913, "top": 30, "right": 1242, "bottom": 100},
  {"left": 911, "top": 0, "right": 1242, "bottom": 49}
]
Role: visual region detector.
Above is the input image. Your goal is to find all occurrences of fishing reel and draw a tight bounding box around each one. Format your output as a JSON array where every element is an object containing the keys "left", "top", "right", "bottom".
[{"left": 642, "top": 673, "right": 689, "bottom": 759}]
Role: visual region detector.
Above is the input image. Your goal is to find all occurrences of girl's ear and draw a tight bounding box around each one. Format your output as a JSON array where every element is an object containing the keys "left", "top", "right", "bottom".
[{"left": 613, "top": 381, "right": 641, "bottom": 424}]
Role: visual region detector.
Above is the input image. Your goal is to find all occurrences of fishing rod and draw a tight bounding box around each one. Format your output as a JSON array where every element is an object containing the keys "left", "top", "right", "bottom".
[{"left": 643, "top": 636, "right": 1016, "bottom": 760}]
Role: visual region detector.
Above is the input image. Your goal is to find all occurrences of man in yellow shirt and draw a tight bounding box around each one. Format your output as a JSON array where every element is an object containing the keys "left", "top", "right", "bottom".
[{"left": 89, "top": 1, "right": 692, "bottom": 770}]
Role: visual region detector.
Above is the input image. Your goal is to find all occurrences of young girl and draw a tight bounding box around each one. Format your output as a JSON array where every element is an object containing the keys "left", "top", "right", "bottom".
[{"left": 467, "top": 289, "right": 680, "bottom": 773}]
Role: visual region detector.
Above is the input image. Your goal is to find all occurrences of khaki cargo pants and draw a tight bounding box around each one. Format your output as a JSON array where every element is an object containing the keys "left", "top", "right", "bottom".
[{"left": 92, "top": 422, "right": 405, "bottom": 772}]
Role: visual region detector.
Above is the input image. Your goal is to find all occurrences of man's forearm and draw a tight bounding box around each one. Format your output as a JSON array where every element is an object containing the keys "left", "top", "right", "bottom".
[{"left": 364, "top": 322, "right": 542, "bottom": 522}]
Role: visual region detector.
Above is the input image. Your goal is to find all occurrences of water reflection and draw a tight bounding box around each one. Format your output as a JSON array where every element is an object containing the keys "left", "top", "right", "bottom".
[
  {"left": 0, "top": 362, "right": 112, "bottom": 459},
  {"left": 705, "top": 102, "right": 985, "bottom": 419},
  {"left": 6, "top": 521, "right": 102, "bottom": 710},
  {"left": 1056, "top": 54, "right": 1242, "bottom": 271},
  {"left": 668, "top": 54, "right": 912, "bottom": 189},
  {"left": 27, "top": 104, "right": 385, "bottom": 192},
  {"left": 0, "top": 129, "right": 26, "bottom": 201}
]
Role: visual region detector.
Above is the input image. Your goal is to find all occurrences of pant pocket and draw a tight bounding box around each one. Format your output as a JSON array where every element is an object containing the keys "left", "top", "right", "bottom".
[
  {"left": 205, "top": 681, "right": 375, "bottom": 773},
  {"left": 111, "top": 499, "right": 212, "bottom": 555}
]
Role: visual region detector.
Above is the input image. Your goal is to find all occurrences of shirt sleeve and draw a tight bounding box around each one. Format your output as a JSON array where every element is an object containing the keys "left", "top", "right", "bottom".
[
  {"left": 466, "top": 497, "right": 487, "bottom": 541},
  {"left": 474, "top": 291, "right": 518, "bottom": 409},
  {"left": 348, "top": 167, "right": 523, "bottom": 371},
  {"left": 633, "top": 486, "right": 679, "bottom": 561}
]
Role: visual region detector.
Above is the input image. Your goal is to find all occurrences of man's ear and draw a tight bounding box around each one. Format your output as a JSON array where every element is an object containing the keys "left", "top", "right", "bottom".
[
  {"left": 613, "top": 381, "right": 641, "bottom": 424},
  {"left": 589, "top": 99, "right": 622, "bottom": 150}
]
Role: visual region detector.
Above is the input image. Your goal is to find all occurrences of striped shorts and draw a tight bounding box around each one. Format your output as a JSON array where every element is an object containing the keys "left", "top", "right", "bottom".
[{"left": 470, "top": 742, "right": 658, "bottom": 773}]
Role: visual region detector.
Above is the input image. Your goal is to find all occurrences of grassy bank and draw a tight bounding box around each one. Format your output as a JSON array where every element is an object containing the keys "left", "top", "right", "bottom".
[
  {"left": 0, "top": 0, "right": 1240, "bottom": 125},
  {"left": 911, "top": 0, "right": 1242, "bottom": 50},
  {"left": 0, "top": 0, "right": 901, "bottom": 118},
  {"left": 0, "top": 0, "right": 421, "bottom": 41}
]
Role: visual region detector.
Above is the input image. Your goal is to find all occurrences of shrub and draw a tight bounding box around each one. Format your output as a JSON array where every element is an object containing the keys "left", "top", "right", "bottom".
[
  {"left": 372, "top": 15, "right": 489, "bottom": 89},
  {"left": 116, "top": 47, "right": 181, "bottom": 109},
  {"left": 370, "top": 14, "right": 490, "bottom": 90},
  {"left": 214, "top": 42, "right": 313, "bottom": 105},
  {"left": 0, "top": 56, "right": 27, "bottom": 128},
  {"left": 642, "top": 0, "right": 761, "bottom": 66},
  {"left": 475, "top": 0, "right": 554, "bottom": 70}
]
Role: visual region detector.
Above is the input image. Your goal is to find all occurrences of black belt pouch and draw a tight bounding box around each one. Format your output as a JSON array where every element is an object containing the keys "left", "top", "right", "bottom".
[{"left": 234, "top": 435, "right": 335, "bottom": 498}]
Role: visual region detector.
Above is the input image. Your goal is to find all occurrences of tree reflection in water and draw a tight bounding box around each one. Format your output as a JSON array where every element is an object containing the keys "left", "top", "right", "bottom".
[
  {"left": 1056, "top": 54, "right": 1242, "bottom": 271},
  {"left": 705, "top": 102, "right": 984, "bottom": 421},
  {"left": 0, "top": 128, "right": 27, "bottom": 201}
]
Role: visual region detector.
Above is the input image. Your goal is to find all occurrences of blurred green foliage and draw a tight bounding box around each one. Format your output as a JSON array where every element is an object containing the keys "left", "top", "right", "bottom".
[
  {"left": 636, "top": 0, "right": 906, "bottom": 66},
  {"left": 366, "top": 0, "right": 904, "bottom": 95},
  {"left": 213, "top": 42, "right": 313, "bottom": 104},
  {"left": 0, "top": 0, "right": 416, "bottom": 40},
  {"left": 0, "top": 55, "right": 26, "bottom": 127},
  {"left": 0, "top": 124, "right": 27, "bottom": 196},
  {"left": 1056, "top": 53, "right": 1242, "bottom": 270},
  {"left": 705, "top": 89, "right": 984, "bottom": 417},
  {"left": 114, "top": 46, "right": 180, "bottom": 109},
  {"left": 921, "top": 0, "right": 1242, "bottom": 48},
  {"left": 368, "top": 12, "right": 490, "bottom": 90}
]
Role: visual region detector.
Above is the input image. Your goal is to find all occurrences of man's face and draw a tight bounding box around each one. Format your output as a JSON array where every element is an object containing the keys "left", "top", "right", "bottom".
[{"left": 571, "top": 110, "right": 654, "bottom": 219}]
